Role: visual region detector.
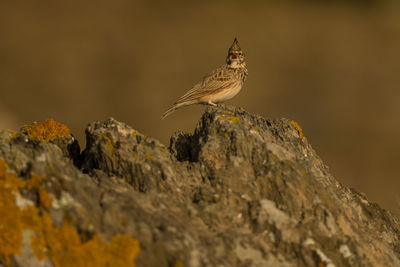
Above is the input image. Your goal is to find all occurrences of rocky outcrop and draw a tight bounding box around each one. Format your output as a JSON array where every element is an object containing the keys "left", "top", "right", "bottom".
[{"left": 0, "top": 106, "right": 399, "bottom": 267}]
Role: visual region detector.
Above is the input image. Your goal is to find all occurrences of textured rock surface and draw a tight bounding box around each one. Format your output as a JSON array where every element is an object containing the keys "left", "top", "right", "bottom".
[{"left": 1, "top": 106, "right": 399, "bottom": 267}]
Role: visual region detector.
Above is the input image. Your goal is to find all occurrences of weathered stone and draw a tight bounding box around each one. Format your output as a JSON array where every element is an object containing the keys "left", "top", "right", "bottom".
[
  {"left": 19, "top": 118, "right": 81, "bottom": 165},
  {"left": 0, "top": 106, "right": 399, "bottom": 267},
  {"left": 80, "top": 118, "right": 177, "bottom": 193}
]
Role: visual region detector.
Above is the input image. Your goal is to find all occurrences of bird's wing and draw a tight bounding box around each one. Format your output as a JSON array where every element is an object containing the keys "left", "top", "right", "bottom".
[{"left": 175, "top": 66, "right": 237, "bottom": 104}]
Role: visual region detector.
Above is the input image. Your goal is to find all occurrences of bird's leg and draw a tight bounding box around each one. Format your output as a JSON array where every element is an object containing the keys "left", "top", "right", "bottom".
[{"left": 207, "top": 100, "right": 217, "bottom": 107}]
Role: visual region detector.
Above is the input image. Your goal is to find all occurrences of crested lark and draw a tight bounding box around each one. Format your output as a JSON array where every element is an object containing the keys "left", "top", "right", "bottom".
[{"left": 161, "top": 38, "right": 248, "bottom": 119}]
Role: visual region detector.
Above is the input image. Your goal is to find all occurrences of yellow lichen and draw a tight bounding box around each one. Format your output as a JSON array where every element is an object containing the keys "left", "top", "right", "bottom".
[
  {"left": 290, "top": 120, "right": 304, "bottom": 139},
  {"left": 175, "top": 259, "right": 184, "bottom": 267},
  {"left": 0, "top": 158, "right": 140, "bottom": 266},
  {"left": 20, "top": 118, "right": 70, "bottom": 142},
  {"left": 105, "top": 137, "right": 116, "bottom": 153},
  {"left": 6, "top": 130, "right": 17, "bottom": 141},
  {"left": 156, "top": 146, "right": 166, "bottom": 152},
  {"left": 145, "top": 153, "right": 153, "bottom": 160},
  {"left": 219, "top": 115, "right": 240, "bottom": 124}
]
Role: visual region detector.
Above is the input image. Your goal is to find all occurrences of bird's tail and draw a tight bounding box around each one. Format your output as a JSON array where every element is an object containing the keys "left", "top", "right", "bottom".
[
  {"left": 161, "top": 101, "right": 194, "bottom": 120},
  {"left": 161, "top": 105, "right": 179, "bottom": 120}
]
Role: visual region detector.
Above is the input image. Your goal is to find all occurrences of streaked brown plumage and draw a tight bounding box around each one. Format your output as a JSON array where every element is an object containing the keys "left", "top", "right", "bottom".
[{"left": 161, "top": 38, "right": 248, "bottom": 119}]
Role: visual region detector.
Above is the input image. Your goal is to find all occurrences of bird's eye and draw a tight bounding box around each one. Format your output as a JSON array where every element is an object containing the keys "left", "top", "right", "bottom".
[{"left": 231, "top": 54, "right": 237, "bottom": 59}]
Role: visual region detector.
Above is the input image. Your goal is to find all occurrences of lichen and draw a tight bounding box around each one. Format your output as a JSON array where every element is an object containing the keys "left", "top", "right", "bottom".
[
  {"left": 20, "top": 118, "right": 71, "bottom": 142},
  {"left": 156, "top": 146, "right": 166, "bottom": 152},
  {"left": 0, "top": 160, "right": 26, "bottom": 264},
  {"left": 290, "top": 120, "right": 304, "bottom": 139},
  {"left": 31, "top": 215, "right": 140, "bottom": 267},
  {"left": 0, "top": 158, "right": 140, "bottom": 266},
  {"left": 26, "top": 175, "right": 45, "bottom": 190},
  {"left": 4, "top": 130, "right": 17, "bottom": 142},
  {"left": 175, "top": 259, "right": 184, "bottom": 267},
  {"left": 39, "top": 190, "right": 53, "bottom": 210},
  {"left": 105, "top": 136, "right": 116, "bottom": 153},
  {"left": 219, "top": 115, "right": 240, "bottom": 124}
]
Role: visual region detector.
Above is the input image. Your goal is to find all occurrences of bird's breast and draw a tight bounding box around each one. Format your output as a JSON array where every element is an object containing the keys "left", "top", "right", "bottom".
[{"left": 208, "top": 82, "right": 243, "bottom": 103}]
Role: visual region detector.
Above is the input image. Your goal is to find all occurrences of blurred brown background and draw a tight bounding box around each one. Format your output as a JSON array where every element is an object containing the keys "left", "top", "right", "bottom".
[{"left": 1, "top": 1, "right": 399, "bottom": 215}]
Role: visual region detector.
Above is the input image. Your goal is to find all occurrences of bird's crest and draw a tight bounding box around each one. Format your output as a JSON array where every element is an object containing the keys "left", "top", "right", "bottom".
[{"left": 228, "top": 38, "right": 242, "bottom": 53}]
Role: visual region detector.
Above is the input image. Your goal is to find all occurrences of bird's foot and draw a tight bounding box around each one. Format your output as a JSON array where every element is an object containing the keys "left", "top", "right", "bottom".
[{"left": 207, "top": 101, "right": 218, "bottom": 107}]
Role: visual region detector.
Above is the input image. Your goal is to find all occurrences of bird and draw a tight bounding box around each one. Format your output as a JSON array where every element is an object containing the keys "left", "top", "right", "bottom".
[{"left": 161, "top": 38, "right": 248, "bottom": 119}]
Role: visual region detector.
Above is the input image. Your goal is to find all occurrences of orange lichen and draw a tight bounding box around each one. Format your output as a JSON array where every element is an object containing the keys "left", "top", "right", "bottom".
[
  {"left": 31, "top": 214, "right": 140, "bottom": 267},
  {"left": 0, "top": 160, "right": 6, "bottom": 176},
  {"left": 0, "top": 158, "right": 140, "bottom": 266},
  {"left": 39, "top": 190, "right": 53, "bottom": 210},
  {"left": 0, "top": 160, "right": 27, "bottom": 263},
  {"left": 26, "top": 175, "right": 45, "bottom": 189},
  {"left": 21, "top": 118, "right": 70, "bottom": 142},
  {"left": 290, "top": 120, "right": 304, "bottom": 139}
]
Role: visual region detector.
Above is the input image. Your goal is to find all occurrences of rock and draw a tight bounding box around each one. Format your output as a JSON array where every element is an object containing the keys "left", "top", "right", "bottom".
[
  {"left": 0, "top": 106, "right": 399, "bottom": 267},
  {"left": 19, "top": 118, "right": 81, "bottom": 166},
  {"left": 80, "top": 118, "right": 177, "bottom": 193}
]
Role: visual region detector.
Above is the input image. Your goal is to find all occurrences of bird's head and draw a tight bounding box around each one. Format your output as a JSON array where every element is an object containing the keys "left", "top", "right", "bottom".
[{"left": 226, "top": 38, "right": 246, "bottom": 68}]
